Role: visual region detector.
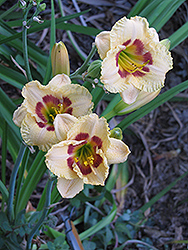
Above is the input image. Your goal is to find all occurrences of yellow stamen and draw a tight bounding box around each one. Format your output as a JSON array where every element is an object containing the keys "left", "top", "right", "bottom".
[
  {"left": 58, "top": 103, "right": 64, "bottom": 113},
  {"left": 49, "top": 114, "right": 55, "bottom": 121},
  {"left": 74, "top": 157, "right": 79, "bottom": 163},
  {"left": 51, "top": 106, "right": 59, "bottom": 115},
  {"left": 118, "top": 51, "right": 149, "bottom": 73}
]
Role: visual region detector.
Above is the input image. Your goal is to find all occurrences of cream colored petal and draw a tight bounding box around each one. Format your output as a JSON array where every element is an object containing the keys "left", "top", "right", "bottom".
[
  {"left": 47, "top": 74, "right": 71, "bottom": 90},
  {"left": 105, "top": 138, "right": 130, "bottom": 165},
  {"left": 132, "top": 42, "right": 173, "bottom": 92},
  {"left": 120, "top": 84, "right": 141, "bottom": 104},
  {"left": 73, "top": 149, "right": 109, "bottom": 186},
  {"left": 13, "top": 102, "right": 27, "bottom": 127},
  {"left": 67, "top": 114, "right": 110, "bottom": 152},
  {"left": 110, "top": 16, "right": 158, "bottom": 49},
  {"left": 45, "top": 140, "right": 80, "bottom": 179},
  {"left": 62, "top": 84, "right": 93, "bottom": 117},
  {"left": 22, "top": 80, "right": 50, "bottom": 116},
  {"left": 100, "top": 48, "right": 130, "bottom": 93},
  {"left": 22, "top": 78, "right": 70, "bottom": 117},
  {"left": 54, "top": 114, "right": 78, "bottom": 141},
  {"left": 95, "top": 31, "right": 111, "bottom": 60},
  {"left": 118, "top": 89, "right": 161, "bottom": 114},
  {"left": 57, "top": 177, "right": 84, "bottom": 198},
  {"left": 21, "top": 113, "right": 59, "bottom": 151},
  {"left": 148, "top": 27, "right": 159, "bottom": 43}
]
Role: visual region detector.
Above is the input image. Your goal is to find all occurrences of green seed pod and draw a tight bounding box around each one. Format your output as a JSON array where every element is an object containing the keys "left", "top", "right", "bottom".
[
  {"left": 109, "top": 127, "right": 123, "bottom": 140},
  {"left": 87, "top": 60, "right": 102, "bottom": 78}
]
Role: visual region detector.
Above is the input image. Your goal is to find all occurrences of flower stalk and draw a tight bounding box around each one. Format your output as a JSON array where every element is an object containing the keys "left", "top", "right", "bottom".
[
  {"left": 7, "top": 142, "right": 26, "bottom": 222},
  {"left": 22, "top": 2, "right": 33, "bottom": 81},
  {"left": 70, "top": 43, "right": 97, "bottom": 78}
]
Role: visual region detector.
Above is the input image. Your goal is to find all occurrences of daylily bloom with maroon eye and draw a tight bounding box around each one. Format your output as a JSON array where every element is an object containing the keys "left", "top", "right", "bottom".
[
  {"left": 45, "top": 114, "right": 130, "bottom": 198},
  {"left": 95, "top": 16, "right": 173, "bottom": 104},
  {"left": 13, "top": 74, "right": 93, "bottom": 151}
]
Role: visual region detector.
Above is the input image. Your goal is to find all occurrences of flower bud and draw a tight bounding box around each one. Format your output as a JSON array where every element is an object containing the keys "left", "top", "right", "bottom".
[
  {"left": 87, "top": 60, "right": 102, "bottom": 78},
  {"left": 115, "top": 90, "right": 161, "bottom": 115},
  {"left": 51, "top": 41, "right": 70, "bottom": 76},
  {"left": 39, "top": 3, "right": 46, "bottom": 12},
  {"left": 160, "top": 39, "right": 171, "bottom": 50},
  {"left": 33, "top": 16, "right": 44, "bottom": 24},
  {"left": 19, "top": 0, "right": 26, "bottom": 9},
  {"left": 109, "top": 127, "right": 123, "bottom": 140}
]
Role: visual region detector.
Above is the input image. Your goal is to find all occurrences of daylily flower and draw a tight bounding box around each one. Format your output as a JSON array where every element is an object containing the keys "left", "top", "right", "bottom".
[
  {"left": 13, "top": 74, "right": 93, "bottom": 151},
  {"left": 45, "top": 114, "right": 130, "bottom": 198},
  {"left": 95, "top": 16, "right": 173, "bottom": 104}
]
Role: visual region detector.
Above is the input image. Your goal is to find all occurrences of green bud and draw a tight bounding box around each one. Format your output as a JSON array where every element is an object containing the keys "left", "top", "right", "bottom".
[
  {"left": 109, "top": 127, "right": 123, "bottom": 140},
  {"left": 87, "top": 60, "right": 102, "bottom": 78},
  {"left": 51, "top": 41, "right": 70, "bottom": 76},
  {"left": 39, "top": 3, "right": 46, "bottom": 12},
  {"left": 160, "top": 39, "right": 171, "bottom": 50}
]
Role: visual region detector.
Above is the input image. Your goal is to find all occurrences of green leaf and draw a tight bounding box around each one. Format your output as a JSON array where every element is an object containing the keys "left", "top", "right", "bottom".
[
  {"left": 0, "top": 87, "right": 21, "bottom": 140},
  {"left": 4, "top": 233, "right": 23, "bottom": 250},
  {"left": 150, "top": 0, "right": 186, "bottom": 30},
  {"left": 0, "top": 180, "right": 9, "bottom": 202},
  {"left": 0, "top": 121, "right": 21, "bottom": 162},
  {"left": 0, "top": 64, "right": 26, "bottom": 89},
  {"left": 15, "top": 151, "right": 46, "bottom": 213},
  {"left": 0, "top": 10, "right": 99, "bottom": 45},
  {"left": 128, "top": 0, "right": 153, "bottom": 17},
  {"left": 0, "top": 212, "right": 12, "bottom": 232},
  {"left": 79, "top": 189, "right": 117, "bottom": 240},
  {"left": 169, "top": 21, "right": 188, "bottom": 50},
  {"left": 0, "top": 0, "right": 6, "bottom": 6},
  {"left": 44, "top": 225, "right": 65, "bottom": 239},
  {"left": 83, "top": 240, "right": 96, "bottom": 250}
]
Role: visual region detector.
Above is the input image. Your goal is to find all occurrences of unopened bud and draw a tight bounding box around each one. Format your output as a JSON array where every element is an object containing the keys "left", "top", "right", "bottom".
[
  {"left": 33, "top": 16, "right": 44, "bottom": 24},
  {"left": 160, "top": 39, "right": 171, "bottom": 50},
  {"left": 19, "top": 0, "right": 26, "bottom": 9},
  {"left": 115, "top": 90, "right": 161, "bottom": 115},
  {"left": 39, "top": 3, "right": 46, "bottom": 12},
  {"left": 51, "top": 41, "right": 70, "bottom": 76},
  {"left": 110, "top": 127, "right": 123, "bottom": 140},
  {"left": 87, "top": 60, "right": 101, "bottom": 78}
]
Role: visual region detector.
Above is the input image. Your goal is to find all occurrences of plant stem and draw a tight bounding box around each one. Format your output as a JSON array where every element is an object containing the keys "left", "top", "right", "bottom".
[
  {"left": 70, "top": 43, "right": 97, "bottom": 78},
  {"left": 7, "top": 142, "right": 26, "bottom": 222},
  {"left": 22, "top": 3, "right": 33, "bottom": 81},
  {"left": 1, "top": 120, "right": 7, "bottom": 211},
  {"left": 26, "top": 175, "right": 56, "bottom": 250}
]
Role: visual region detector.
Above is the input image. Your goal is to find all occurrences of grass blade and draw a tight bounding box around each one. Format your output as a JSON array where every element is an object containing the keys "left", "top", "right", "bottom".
[
  {"left": 169, "top": 21, "right": 188, "bottom": 50},
  {"left": 0, "top": 87, "right": 21, "bottom": 140},
  {"left": 15, "top": 151, "right": 46, "bottom": 213},
  {"left": 0, "top": 180, "right": 9, "bottom": 202}
]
